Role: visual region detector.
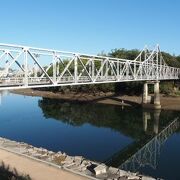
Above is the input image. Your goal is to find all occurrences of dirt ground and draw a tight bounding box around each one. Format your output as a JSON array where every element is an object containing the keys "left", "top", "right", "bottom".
[
  {"left": 12, "top": 89, "right": 180, "bottom": 111},
  {"left": 0, "top": 149, "right": 88, "bottom": 180}
]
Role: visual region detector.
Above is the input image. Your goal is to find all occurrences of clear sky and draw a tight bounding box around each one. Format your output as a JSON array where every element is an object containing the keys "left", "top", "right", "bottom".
[{"left": 0, "top": 0, "right": 179, "bottom": 55}]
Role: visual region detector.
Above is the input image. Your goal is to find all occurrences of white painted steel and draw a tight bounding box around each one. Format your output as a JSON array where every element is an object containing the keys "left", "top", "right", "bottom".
[{"left": 0, "top": 43, "right": 179, "bottom": 90}]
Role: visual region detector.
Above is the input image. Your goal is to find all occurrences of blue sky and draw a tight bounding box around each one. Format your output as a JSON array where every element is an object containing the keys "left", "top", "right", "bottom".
[{"left": 0, "top": 0, "right": 179, "bottom": 55}]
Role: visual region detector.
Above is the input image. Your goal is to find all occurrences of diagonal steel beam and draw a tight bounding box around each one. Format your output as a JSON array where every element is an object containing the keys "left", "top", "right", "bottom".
[{"left": 28, "top": 50, "right": 55, "bottom": 84}]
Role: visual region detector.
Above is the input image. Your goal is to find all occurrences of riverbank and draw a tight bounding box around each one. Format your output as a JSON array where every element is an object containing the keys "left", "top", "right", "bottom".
[
  {"left": 0, "top": 137, "right": 154, "bottom": 180},
  {"left": 12, "top": 89, "right": 180, "bottom": 111},
  {"left": 0, "top": 149, "right": 87, "bottom": 180}
]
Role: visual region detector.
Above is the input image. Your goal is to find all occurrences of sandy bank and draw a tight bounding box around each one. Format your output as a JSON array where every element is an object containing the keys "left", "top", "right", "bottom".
[
  {"left": 12, "top": 89, "right": 180, "bottom": 111},
  {"left": 0, "top": 148, "right": 88, "bottom": 180}
]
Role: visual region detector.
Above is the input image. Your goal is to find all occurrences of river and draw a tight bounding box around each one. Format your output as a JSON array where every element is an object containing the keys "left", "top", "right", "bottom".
[{"left": 0, "top": 91, "right": 179, "bottom": 179}]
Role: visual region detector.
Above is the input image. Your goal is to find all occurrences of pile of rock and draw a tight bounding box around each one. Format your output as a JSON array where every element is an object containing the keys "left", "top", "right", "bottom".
[{"left": 0, "top": 137, "right": 155, "bottom": 180}]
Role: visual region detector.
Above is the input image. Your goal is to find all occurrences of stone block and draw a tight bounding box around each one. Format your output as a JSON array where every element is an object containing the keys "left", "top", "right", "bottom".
[
  {"left": 142, "top": 176, "right": 156, "bottom": 180},
  {"left": 74, "top": 156, "right": 83, "bottom": 165},
  {"left": 119, "top": 170, "right": 129, "bottom": 177},
  {"left": 128, "top": 175, "right": 140, "bottom": 179},
  {"left": 63, "top": 156, "right": 74, "bottom": 165},
  {"left": 108, "top": 166, "right": 119, "bottom": 174},
  {"left": 94, "top": 164, "right": 107, "bottom": 175}
]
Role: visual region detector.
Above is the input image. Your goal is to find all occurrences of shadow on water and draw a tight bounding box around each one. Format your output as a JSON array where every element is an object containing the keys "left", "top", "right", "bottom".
[{"left": 38, "top": 98, "right": 180, "bottom": 179}]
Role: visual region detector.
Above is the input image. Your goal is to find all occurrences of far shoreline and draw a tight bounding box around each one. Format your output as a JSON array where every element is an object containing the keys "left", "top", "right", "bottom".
[{"left": 11, "top": 88, "right": 180, "bottom": 112}]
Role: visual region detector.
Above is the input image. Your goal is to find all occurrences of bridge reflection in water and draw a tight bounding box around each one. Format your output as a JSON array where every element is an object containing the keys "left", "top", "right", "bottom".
[
  {"left": 120, "top": 117, "right": 179, "bottom": 172},
  {"left": 104, "top": 109, "right": 179, "bottom": 173},
  {"left": 38, "top": 98, "right": 180, "bottom": 173}
]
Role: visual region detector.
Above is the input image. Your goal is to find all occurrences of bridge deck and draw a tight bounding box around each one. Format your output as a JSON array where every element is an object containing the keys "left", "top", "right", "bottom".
[{"left": 0, "top": 43, "right": 179, "bottom": 90}]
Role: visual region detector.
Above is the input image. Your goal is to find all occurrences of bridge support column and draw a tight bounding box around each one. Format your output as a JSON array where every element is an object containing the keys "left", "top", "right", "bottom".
[
  {"left": 142, "top": 82, "right": 148, "bottom": 104},
  {"left": 142, "top": 81, "right": 161, "bottom": 110},
  {"left": 153, "top": 81, "right": 161, "bottom": 110}
]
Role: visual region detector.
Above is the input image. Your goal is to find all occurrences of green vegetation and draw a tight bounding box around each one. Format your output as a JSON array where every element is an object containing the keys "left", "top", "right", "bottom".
[{"left": 45, "top": 48, "right": 180, "bottom": 95}]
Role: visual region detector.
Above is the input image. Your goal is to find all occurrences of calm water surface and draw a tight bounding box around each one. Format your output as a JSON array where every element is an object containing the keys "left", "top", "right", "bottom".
[{"left": 0, "top": 92, "right": 180, "bottom": 180}]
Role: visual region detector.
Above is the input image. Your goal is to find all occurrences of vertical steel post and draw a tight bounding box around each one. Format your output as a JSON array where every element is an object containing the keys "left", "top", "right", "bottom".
[
  {"left": 134, "top": 62, "right": 136, "bottom": 79},
  {"left": 100, "top": 60, "right": 104, "bottom": 78},
  {"left": 126, "top": 62, "right": 129, "bottom": 79},
  {"left": 34, "top": 63, "right": 37, "bottom": 78},
  {"left": 24, "top": 48, "right": 28, "bottom": 86},
  {"left": 53, "top": 53, "right": 57, "bottom": 84},
  {"left": 117, "top": 61, "right": 120, "bottom": 80},
  {"left": 89, "top": 59, "right": 91, "bottom": 76},
  {"left": 156, "top": 46, "right": 159, "bottom": 80},
  {"left": 5, "top": 52, "right": 9, "bottom": 76},
  {"left": 92, "top": 59, "right": 95, "bottom": 81},
  {"left": 57, "top": 61, "right": 59, "bottom": 76},
  {"left": 119, "top": 62, "right": 122, "bottom": 80},
  {"left": 74, "top": 55, "right": 78, "bottom": 83}
]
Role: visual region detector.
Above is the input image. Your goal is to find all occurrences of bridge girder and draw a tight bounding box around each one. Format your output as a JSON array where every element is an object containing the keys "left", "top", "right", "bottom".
[{"left": 0, "top": 43, "right": 179, "bottom": 90}]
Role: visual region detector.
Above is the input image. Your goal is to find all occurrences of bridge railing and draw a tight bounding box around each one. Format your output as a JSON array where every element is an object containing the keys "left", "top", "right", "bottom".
[{"left": 0, "top": 43, "right": 179, "bottom": 90}]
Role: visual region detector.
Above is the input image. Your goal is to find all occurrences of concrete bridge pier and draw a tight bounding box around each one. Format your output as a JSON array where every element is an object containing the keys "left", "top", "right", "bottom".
[
  {"left": 142, "top": 81, "right": 161, "bottom": 110},
  {"left": 154, "top": 81, "right": 161, "bottom": 109}
]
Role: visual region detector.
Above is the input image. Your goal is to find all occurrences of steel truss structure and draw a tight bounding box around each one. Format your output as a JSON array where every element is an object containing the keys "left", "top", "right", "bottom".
[
  {"left": 120, "top": 118, "right": 180, "bottom": 172},
  {"left": 0, "top": 43, "right": 179, "bottom": 90}
]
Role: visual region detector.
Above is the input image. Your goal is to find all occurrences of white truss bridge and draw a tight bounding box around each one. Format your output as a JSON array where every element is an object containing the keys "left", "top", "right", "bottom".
[{"left": 0, "top": 43, "right": 179, "bottom": 90}]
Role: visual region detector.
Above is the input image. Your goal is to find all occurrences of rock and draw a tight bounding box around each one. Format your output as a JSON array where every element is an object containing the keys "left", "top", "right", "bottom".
[
  {"left": 94, "top": 164, "right": 107, "bottom": 175},
  {"left": 107, "top": 173, "right": 121, "bottom": 180},
  {"left": 108, "top": 166, "right": 119, "bottom": 174},
  {"left": 57, "top": 151, "right": 63, "bottom": 155},
  {"left": 74, "top": 156, "right": 83, "bottom": 161},
  {"left": 81, "top": 165, "right": 87, "bottom": 171},
  {"left": 84, "top": 169, "right": 94, "bottom": 176},
  {"left": 128, "top": 175, "right": 140, "bottom": 179},
  {"left": 19, "top": 149, "right": 28, "bottom": 154},
  {"left": 27, "top": 148, "right": 36, "bottom": 153},
  {"left": 63, "top": 162, "right": 75, "bottom": 168},
  {"left": 65, "top": 156, "right": 74, "bottom": 161},
  {"left": 48, "top": 151, "right": 55, "bottom": 155},
  {"left": 63, "top": 156, "right": 74, "bottom": 165},
  {"left": 62, "top": 152, "right": 66, "bottom": 156},
  {"left": 33, "top": 147, "right": 39, "bottom": 151},
  {"left": 119, "top": 177, "right": 128, "bottom": 180},
  {"left": 74, "top": 156, "right": 83, "bottom": 165},
  {"left": 141, "top": 177, "right": 156, "bottom": 180},
  {"left": 40, "top": 154, "right": 48, "bottom": 159},
  {"left": 96, "top": 173, "right": 108, "bottom": 179},
  {"left": 86, "top": 164, "right": 96, "bottom": 174},
  {"left": 46, "top": 157, "right": 53, "bottom": 162},
  {"left": 42, "top": 149, "right": 48, "bottom": 154},
  {"left": 32, "top": 153, "right": 42, "bottom": 158},
  {"left": 81, "top": 160, "right": 91, "bottom": 166},
  {"left": 119, "top": 170, "right": 129, "bottom": 177}
]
